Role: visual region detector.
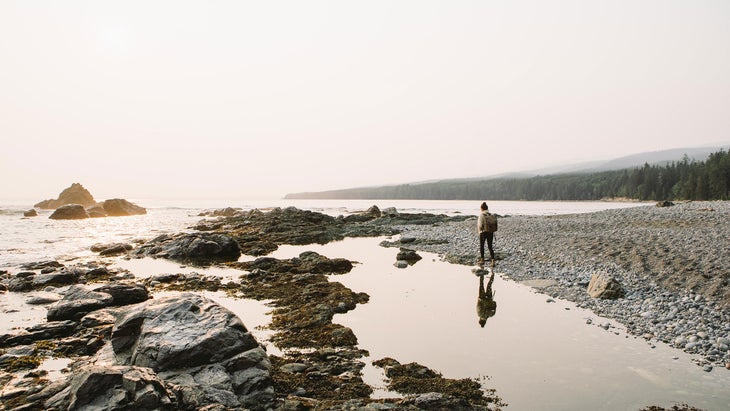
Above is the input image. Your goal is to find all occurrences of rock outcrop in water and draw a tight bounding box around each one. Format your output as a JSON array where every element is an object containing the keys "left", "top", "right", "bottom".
[
  {"left": 49, "top": 204, "right": 89, "bottom": 220},
  {"left": 35, "top": 183, "right": 96, "bottom": 210},
  {"left": 35, "top": 183, "right": 146, "bottom": 219},
  {"left": 133, "top": 232, "right": 242, "bottom": 263}
]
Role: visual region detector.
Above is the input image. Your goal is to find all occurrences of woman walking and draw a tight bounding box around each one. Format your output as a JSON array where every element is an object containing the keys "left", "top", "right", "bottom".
[{"left": 477, "top": 202, "right": 497, "bottom": 267}]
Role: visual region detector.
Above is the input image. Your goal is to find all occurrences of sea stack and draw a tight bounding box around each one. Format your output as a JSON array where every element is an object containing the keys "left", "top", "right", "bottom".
[
  {"left": 35, "top": 183, "right": 147, "bottom": 219},
  {"left": 35, "top": 183, "right": 95, "bottom": 209}
]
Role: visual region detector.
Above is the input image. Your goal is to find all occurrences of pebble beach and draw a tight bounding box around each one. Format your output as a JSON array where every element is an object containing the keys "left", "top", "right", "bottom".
[{"left": 391, "top": 201, "right": 730, "bottom": 372}]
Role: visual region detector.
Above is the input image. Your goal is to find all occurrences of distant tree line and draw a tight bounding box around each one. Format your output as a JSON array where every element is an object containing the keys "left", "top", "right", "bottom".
[{"left": 287, "top": 150, "right": 730, "bottom": 201}]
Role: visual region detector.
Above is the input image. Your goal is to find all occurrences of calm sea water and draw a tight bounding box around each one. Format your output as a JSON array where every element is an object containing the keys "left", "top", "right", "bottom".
[
  {"left": 0, "top": 198, "right": 646, "bottom": 268},
  {"left": 9, "top": 199, "right": 727, "bottom": 410}
]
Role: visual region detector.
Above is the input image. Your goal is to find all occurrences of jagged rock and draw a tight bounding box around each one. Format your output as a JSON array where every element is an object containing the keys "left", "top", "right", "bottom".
[
  {"left": 93, "top": 243, "right": 134, "bottom": 256},
  {"left": 0, "top": 320, "right": 77, "bottom": 347},
  {"left": 587, "top": 273, "right": 625, "bottom": 299},
  {"left": 23, "top": 209, "right": 38, "bottom": 217},
  {"left": 32, "top": 270, "right": 82, "bottom": 288},
  {"left": 8, "top": 269, "right": 82, "bottom": 292},
  {"left": 42, "top": 365, "right": 177, "bottom": 410},
  {"left": 93, "top": 283, "right": 149, "bottom": 306},
  {"left": 49, "top": 204, "right": 89, "bottom": 220},
  {"left": 35, "top": 183, "right": 96, "bottom": 209},
  {"left": 102, "top": 199, "right": 147, "bottom": 217},
  {"left": 20, "top": 261, "right": 64, "bottom": 270},
  {"left": 342, "top": 205, "right": 382, "bottom": 223},
  {"left": 396, "top": 248, "right": 422, "bottom": 265},
  {"left": 112, "top": 294, "right": 258, "bottom": 371},
  {"left": 133, "top": 233, "right": 241, "bottom": 263},
  {"left": 105, "top": 294, "right": 275, "bottom": 409},
  {"left": 238, "top": 251, "right": 353, "bottom": 274},
  {"left": 656, "top": 201, "right": 675, "bottom": 207},
  {"left": 47, "top": 285, "right": 115, "bottom": 322},
  {"left": 198, "top": 207, "right": 242, "bottom": 217},
  {"left": 25, "top": 291, "right": 62, "bottom": 305}
]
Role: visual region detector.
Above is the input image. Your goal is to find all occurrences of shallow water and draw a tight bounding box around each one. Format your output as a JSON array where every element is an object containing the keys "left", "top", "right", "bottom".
[{"left": 267, "top": 237, "right": 730, "bottom": 411}]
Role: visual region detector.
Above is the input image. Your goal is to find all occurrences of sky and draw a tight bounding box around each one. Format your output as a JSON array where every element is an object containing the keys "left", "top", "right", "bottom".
[{"left": 1, "top": 1, "right": 729, "bottom": 200}]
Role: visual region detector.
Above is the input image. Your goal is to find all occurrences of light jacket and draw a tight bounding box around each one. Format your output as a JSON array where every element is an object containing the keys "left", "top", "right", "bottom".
[{"left": 477, "top": 211, "right": 490, "bottom": 233}]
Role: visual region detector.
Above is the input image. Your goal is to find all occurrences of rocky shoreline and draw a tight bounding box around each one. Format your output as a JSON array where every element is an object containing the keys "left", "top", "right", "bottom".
[
  {"left": 384, "top": 201, "right": 730, "bottom": 373},
  {"left": 1, "top": 202, "right": 727, "bottom": 410},
  {"left": 1, "top": 206, "right": 504, "bottom": 410}
]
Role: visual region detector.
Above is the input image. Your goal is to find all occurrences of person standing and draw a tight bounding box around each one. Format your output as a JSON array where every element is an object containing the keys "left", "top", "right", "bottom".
[{"left": 477, "top": 202, "right": 497, "bottom": 266}]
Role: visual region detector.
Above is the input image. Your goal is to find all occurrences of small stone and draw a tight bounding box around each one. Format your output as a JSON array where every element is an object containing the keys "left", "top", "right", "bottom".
[{"left": 703, "top": 365, "right": 713, "bottom": 372}]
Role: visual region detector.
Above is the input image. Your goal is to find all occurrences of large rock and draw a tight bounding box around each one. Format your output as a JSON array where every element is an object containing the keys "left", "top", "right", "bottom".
[
  {"left": 49, "top": 204, "right": 89, "bottom": 220},
  {"left": 108, "top": 294, "right": 274, "bottom": 409},
  {"left": 587, "top": 273, "right": 625, "bottom": 299},
  {"left": 112, "top": 294, "right": 258, "bottom": 371},
  {"left": 93, "top": 283, "right": 150, "bottom": 306},
  {"left": 0, "top": 320, "right": 77, "bottom": 347},
  {"left": 24, "top": 209, "right": 38, "bottom": 217},
  {"left": 35, "top": 183, "right": 96, "bottom": 209},
  {"left": 101, "top": 199, "right": 147, "bottom": 217},
  {"left": 42, "top": 365, "right": 177, "bottom": 410},
  {"left": 19, "top": 294, "right": 274, "bottom": 410},
  {"left": 47, "top": 285, "right": 115, "bottom": 321},
  {"left": 133, "top": 233, "right": 241, "bottom": 263}
]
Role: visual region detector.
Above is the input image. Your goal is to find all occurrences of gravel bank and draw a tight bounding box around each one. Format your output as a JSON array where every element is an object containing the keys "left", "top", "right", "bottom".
[{"left": 391, "top": 201, "right": 730, "bottom": 371}]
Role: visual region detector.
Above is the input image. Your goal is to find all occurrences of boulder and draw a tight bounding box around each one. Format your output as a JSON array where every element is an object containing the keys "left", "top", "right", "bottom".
[
  {"left": 87, "top": 204, "right": 108, "bottom": 218},
  {"left": 24, "top": 209, "right": 38, "bottom": 217},
  {"left": 107, "top": 294, "right": 275, "bottom": 409},
  {"left": 239, "top": 251, "right": 353, "bottom": 275},
  {"left": 587, "top": 273, "right": 624, "bottom": 299},
  {"left": 31, "top": 270, "right": 82, "bottom": 288},
  {"left": 112, "top": 294, "right": 258, "bottom": 371},
  {"left": 102, "top": 199, "right": 147, "bottom": 216},
  {"left": 46, "top": 285, "right": 115, "bottom": 321},
  {"left": 49, "top": 204, "right": 89, "bottom": 220},
  {"left": 396, "top": 248, "right": 422, "bottom": 265},
  {"left": 93, "top": 283, "right": 149, "bottom": 306},
  {"left": 35, "top": 183, "right": 96, "bottom": 209},
  {"left": 0, "top": 320, "right": 77, "bottom": 347},
  {"left": 133, "top": 233, "right": 241, "bottom": 263},
  {"left": 42, "top": 365, "right": 177, "bottom": 410},
  {"left": 97, "top": 243, "right": 134, "bottom": 256}
]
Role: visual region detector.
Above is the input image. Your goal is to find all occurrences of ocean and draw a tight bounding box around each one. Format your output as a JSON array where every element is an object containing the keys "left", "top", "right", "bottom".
[{"left": 0, "top": 198, "right": 646, "bottom": 268}]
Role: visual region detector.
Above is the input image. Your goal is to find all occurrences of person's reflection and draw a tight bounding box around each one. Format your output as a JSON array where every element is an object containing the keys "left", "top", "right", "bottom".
[{"left": 477, "top": 271, "right": 497, "bottom": 328}]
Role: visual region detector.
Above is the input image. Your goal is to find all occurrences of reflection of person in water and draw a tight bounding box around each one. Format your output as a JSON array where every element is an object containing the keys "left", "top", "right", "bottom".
[{"left": 477, "top": 271, "right": 497, "bottom": 328}]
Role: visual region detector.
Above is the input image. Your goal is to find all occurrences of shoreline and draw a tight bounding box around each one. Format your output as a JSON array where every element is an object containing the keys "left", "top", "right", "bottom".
[
  {"left": 386, "top": 200, "right": 730, "bottom": 371},
  {"left": 2, "top": 202, "right": 728, "bottom": 410}
]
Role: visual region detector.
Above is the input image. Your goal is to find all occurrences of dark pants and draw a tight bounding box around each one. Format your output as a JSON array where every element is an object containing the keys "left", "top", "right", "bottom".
[{"left": 479, "top": 232, "right": 494, "bottom": 260}]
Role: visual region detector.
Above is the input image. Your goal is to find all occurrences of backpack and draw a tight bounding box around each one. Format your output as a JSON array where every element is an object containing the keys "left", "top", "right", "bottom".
[{"left": 485, "top": 213, "right": 498, "bottom": 232}]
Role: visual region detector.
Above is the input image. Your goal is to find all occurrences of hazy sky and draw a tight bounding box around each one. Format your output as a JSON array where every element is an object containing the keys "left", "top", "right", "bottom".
[{"left": 2, "top": 1, "right": 729, "bottom": 200}]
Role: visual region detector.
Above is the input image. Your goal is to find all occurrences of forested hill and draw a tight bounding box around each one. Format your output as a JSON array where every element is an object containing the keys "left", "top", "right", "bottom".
[{"left": 286, "top": 150, "right": 730, "bottom": 201}]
